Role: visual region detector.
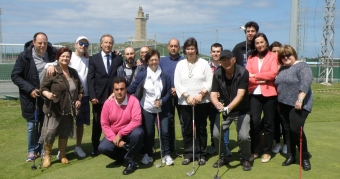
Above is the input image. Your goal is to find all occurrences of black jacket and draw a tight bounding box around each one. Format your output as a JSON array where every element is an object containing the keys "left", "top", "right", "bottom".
[
  {"left": 213, "top": 64, "right": 250, "bottom": 114},
  {"left": 11, "top": 41, "right": 57, "bottom": 120},
  {"left": 88, "top": 52, "right": 123, "bottom": 104}
]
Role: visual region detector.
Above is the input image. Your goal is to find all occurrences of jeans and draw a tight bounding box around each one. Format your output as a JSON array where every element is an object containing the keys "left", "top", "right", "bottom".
[
  {"left": 209, "top": 104, "right": 231, "bottom": 155},
  {"left": 168, "top": 96, "right": 182, "bottom": 151},
  {"left": 142, "top": 106, "right": 170, "bottom": 157},
  {"left": 27, "top": 120, "right": 40, "bottom": 154},
  {"left": 98, "top": 127, "right": 144, "bottom": 161}
]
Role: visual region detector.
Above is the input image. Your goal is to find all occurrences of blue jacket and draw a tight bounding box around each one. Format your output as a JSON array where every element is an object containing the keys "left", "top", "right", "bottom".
[
  {"left": 127, "top": 69, "right": 171, "bottom": 110},
  {"left": 11, "top": 40, "right": 57, "bottom": 120}
]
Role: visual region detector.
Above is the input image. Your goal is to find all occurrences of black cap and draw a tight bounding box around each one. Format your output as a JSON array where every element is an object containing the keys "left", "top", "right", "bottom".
[{"left": 219, "top": 50, "right": 234, "bottom": 59}]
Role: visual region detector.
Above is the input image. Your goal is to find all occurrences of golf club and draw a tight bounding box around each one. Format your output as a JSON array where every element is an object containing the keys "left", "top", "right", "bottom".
[
  {"left": 186, "top": 106, "right": 195, "bottom": 177},
  {"left": 300, "top": 126, "right": 303, "bottom": 179},
  {"left": 214, "top": 105, "right": 225, "bottom": 179},
  {"left": 155, "top": 107, "right": 163, "bottom": 168},
  {"left": 172, "top": 98, "right": 182, "bottom": 158},
  {"left": 31, "top": 97, "right": 39, "bottom": 170}
]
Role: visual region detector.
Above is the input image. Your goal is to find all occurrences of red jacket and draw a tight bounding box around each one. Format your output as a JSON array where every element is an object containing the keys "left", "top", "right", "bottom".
[{"left": 246, "top": 51, "right": 278, "bottom": 97}]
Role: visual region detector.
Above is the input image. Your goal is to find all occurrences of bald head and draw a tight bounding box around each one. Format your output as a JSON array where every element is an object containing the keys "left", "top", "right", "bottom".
[
  {"left": 167, "top": 38, "right": 180, "bottom": 58},
  {"left": 124, "top": 47, "right": 136, "bottom": 65},
  {"left": 139, "top": 46, "right": 149, "bottom": 61}
]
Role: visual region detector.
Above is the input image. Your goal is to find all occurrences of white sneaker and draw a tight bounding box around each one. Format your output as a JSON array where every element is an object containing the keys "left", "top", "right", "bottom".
[
  {"left": 272, "top": 144, "right": 282, "bottom": 154},
  {"left": 207, "top": 146, "right": 216, "bottom": 155},
  {"left": 162, "top": 155, "right": 174, "bottom": 166},
  {"left": 75, "top": 146, "right": 86, "bottom": 158},
  {"left": 140, "top": 154, "right": 153, "bottom": 164},
  {"left": 56, "top": 151, "right": 60, "bottom": 160},
  {"left": 282, "top": 144, "right": 287, "bottom": 154}
]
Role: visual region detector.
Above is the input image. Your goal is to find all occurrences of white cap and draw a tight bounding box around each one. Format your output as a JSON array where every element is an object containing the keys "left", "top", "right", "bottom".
[{"left": 76, "top": 36, "right": 89, "bottom": 43}]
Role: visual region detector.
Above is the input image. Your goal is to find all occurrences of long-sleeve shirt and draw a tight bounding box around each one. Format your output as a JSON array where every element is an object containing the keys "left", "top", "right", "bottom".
[
  {"left": 100, "top": 94, "right": 142, "bottom": 142},
  {"left": 274, "top": 62, "right": 313, "bottom": 112},
  {"left": 174, "top": 58, "right": 213, "bottom": 105},
  {"left": 159, "top": 54, "right": 184, "bottom": 87}
]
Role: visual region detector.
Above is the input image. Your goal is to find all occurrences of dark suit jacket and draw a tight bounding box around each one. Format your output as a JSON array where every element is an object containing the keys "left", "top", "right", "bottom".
[{"left": 88, "top": 51, "right": 123, "bottom": 104}]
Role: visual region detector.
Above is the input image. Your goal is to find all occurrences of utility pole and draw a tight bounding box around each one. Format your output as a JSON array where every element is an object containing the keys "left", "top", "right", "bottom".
[
  {"left": 216, "top": 30, "right": 218, "bottom": 42},
  {"left": 0, "top": 8, "right": 2, "bottom": 63},
  {"left": 318, "top": 0, "right": 336, "bottom": 84},
  {"left": 289, "top": 0, "right": 307, "bottom": 56}
]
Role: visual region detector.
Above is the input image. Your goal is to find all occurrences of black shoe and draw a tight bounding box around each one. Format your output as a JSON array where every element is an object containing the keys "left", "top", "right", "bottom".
[
  {"left": 282, "top": 156, "right": 296, "bottom": 166},
  {"left": 302, "top": 159, "right": 311, "bottom": 171},
  {"left": 213, "top": 158, "right": 228, "bottom": 168},
  {"left": 91, "top": 149, "right": 98, "bottom": 156},
  {"left": 123, "top": 161, "right": 137, "bottom": 175},
  {"left": 242, "top": 160, "right": 251, "bottom": 171},
  {"left": 198, "top": 159, "right": 206, "bottom": 166},
  {"left": 182, "top": 159, "right": 191, "bottom": 165},
  {"left": 113, "top": 158, "right": 124, "bottom": 165}
]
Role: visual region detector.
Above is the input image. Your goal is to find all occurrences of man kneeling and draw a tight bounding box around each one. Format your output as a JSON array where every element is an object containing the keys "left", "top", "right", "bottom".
[{"left": 98, "top": 77, "right": 144, "bottom": 175}]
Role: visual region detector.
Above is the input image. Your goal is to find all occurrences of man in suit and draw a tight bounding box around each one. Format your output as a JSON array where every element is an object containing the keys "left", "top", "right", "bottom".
[{"left": 88, "top": 34, "right": 123, "bottom": 155}]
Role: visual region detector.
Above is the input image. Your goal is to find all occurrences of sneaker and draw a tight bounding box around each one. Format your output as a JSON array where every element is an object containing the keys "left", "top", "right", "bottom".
[
  {"left": 140, "top": 154, "right": 153, "bottom": 164},
  {"left": 75, "top": 146, "right": 86, "bottom": 158},
  {"left": 242, "top": 160, "right": 251, "bottom": 171},
  {"left": 249, "top": 153, "right": 258, "bottom": 162},
  {"left": 162, "top": 155, "right": 174, "bottom": 166},
  {"left": 272, "top": 144, "right": 282, "bottom": 154},
  {"left": 207, "top": 146, "right": 216, "bottom": 155},
  {"left": 56, "top": 151, "right": 60, "bottom": 160},
  {"left": 282, "top": 144, "right": 287, "bottom": 154},
  {"left": 26, "top": 153, "right": 36, "bottom": 162}
]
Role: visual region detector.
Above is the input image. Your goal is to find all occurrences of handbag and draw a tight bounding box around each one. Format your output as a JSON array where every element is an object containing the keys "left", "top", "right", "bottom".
[{"left": 60, "top": 69, "right": 81, "bottom": 118}]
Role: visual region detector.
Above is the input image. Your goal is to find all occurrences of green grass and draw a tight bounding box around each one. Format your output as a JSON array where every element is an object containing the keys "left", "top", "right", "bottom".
[{"left": 1, "top": 84, "right": 340, "bottom": 179}]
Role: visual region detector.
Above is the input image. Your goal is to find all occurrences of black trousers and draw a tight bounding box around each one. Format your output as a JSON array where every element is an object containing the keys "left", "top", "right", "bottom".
[
  {"left": 92, "top": 104, "right": 103, "bottom": 150},
  {"left": 273, "top": 108, "right": 286, "bottom": 144},
  {"left": 180, "top": 103, "right": 209, "bottom": 160},
  {"left": 168, "top": 96, "right": 183, "bottom": 151},
  {"left": 279, "top": 103, "right": 309, "bottom": 159},
  {"left": 250, "top": 94, "right": 277, "bottom": 154}
]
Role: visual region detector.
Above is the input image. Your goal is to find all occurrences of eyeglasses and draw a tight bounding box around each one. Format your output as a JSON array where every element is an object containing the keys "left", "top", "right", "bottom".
[
  {"left": 79, "top": 42, "right": 89, "bottom": 47},
  {"left": 281, "top": 53, "right": 292, "bottom": 59}
]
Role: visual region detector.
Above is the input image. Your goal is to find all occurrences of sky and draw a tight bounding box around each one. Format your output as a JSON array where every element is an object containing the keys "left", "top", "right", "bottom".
[{"left": 0, "top": 0, "right": 339, "bottom": 58}]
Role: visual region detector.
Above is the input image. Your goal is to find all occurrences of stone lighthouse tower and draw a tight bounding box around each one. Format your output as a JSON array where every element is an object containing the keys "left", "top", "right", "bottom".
[{"left": 135, "top": 6, "right": 148, "bottom": 41}]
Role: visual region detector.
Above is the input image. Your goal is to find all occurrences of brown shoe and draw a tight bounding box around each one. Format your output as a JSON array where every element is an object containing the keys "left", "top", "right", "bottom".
[{"left": 59, "top": 138, "right": 69, "bottom": 164}]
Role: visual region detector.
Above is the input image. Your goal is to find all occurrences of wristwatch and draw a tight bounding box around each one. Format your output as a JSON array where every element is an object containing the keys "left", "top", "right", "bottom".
[{"left": 297, "top": 99, "right": 303, "bottom": 103}]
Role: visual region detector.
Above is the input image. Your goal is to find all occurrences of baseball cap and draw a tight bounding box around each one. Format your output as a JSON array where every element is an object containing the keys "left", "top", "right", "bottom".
[
  {"left": 219, "top": 50, "right": 234, "bottom": 59},
  {"left": 75, "top": 36, "right": 89, "bottom": 43}
]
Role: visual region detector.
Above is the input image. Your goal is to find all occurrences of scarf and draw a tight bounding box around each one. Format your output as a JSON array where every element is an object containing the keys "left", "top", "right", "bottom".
[{"left": 146, "top": 66, "right": 162, "bottom": 99}]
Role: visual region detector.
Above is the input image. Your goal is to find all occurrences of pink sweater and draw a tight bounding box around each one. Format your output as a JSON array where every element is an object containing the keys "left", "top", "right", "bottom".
[{"left": 101, "top": 94, "right": 142, "bottom": 142}]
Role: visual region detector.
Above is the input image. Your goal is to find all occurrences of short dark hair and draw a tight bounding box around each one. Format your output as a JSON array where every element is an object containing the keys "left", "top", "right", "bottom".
[
  {"left": 144, "top": 49, "right": 160, "bottom": 63},
  {"left": 183, "top": 37, "right": 199, "bottom": 55},
  {"left": 250, "top": 32, "right": 269, "bottom": 57},
  {"left": 269, "top": 41, "right": 282, "bottom": 51},
  {"left": 210, "top": 43, "right": 223, "bottom": 51},
  {"left": 244, "top": 21, "right": 259, "bottom": 33},
  {"left": 112, "top": 77, "right": 127, "bottom": 88},
  {"left": 33, "top": 32, "right": 47, "bottom": 41},
  {"left": 55, "top": 47, "right": 72, "bottom": 61}
]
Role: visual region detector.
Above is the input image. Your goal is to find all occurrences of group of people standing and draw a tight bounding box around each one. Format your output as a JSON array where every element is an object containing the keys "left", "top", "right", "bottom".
[{"left": 12, "top": 20, "right": 313, "bottom": 176}]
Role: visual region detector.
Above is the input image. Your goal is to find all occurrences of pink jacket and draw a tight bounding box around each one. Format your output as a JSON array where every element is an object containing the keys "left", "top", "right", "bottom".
[
  {"left": 101, "top": 94, "right": 142, "bottom": 142},
  {"left": 246, "top": 51, "right": 278, "bottom": 97}
]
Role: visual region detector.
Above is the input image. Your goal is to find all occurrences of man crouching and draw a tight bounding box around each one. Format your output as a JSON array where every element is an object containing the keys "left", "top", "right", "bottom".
[{"left": 98, "top": 77, "right": 144, "bottom": 175}]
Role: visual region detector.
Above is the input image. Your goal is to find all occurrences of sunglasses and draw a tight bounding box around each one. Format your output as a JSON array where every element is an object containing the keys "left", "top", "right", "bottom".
[
  {"left": 79, "top": 41, "right": 89, "bottom": 47},
  {"left": 281, "top": 53, "right": 292, "bottom": 59}
]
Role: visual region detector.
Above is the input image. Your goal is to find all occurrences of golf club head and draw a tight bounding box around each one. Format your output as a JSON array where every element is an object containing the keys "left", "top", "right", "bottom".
[
  {"left": 31, "top": 165, "right": 37, "bottom": 170},
  {"left": 214, "top": 175, "right": 221, "bottom": 179},
  {"left": 186, "top": 171, "right": 194, "bottom": 176},
  {"left": 155, "top": 162, "right": 163, "bottom": 168}
]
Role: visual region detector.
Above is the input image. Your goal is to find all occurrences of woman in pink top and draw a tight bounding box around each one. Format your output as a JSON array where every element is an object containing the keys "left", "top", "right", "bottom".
[{"left": 246, "top": 33, "right": 278, "bottom": 163}]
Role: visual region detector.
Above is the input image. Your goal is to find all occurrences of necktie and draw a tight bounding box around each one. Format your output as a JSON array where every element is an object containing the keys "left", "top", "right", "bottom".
[{"left": 106, "top": 54, "right": 111, "bottom": 74}]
